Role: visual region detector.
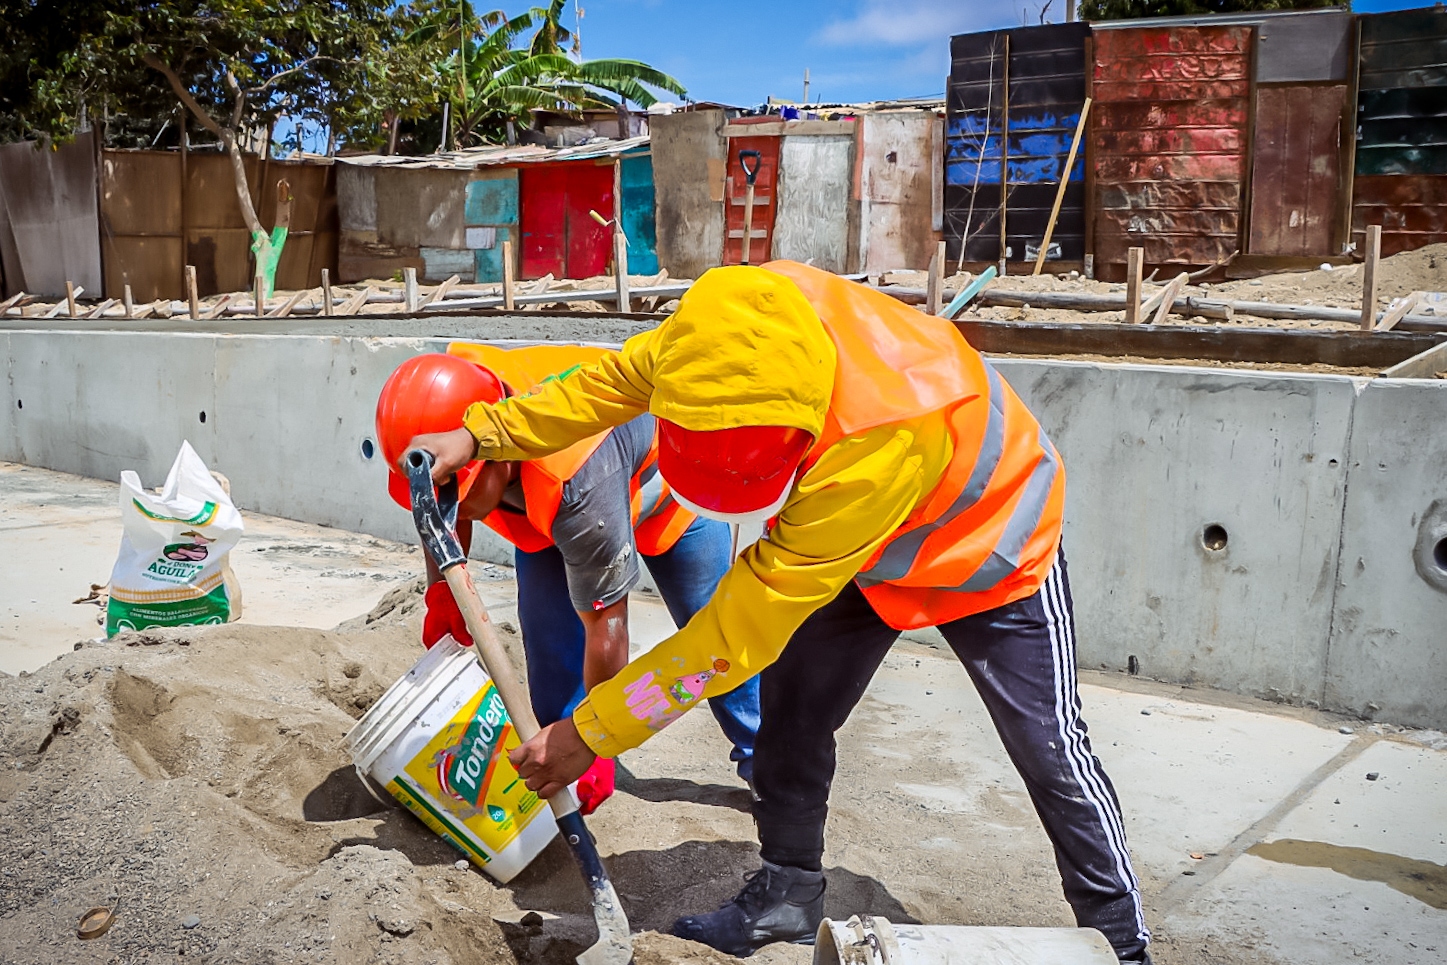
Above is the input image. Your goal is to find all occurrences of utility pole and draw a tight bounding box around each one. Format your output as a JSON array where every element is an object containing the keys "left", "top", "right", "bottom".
[{"left": 803, "top": 68, "right": 810, "bottom": 104}]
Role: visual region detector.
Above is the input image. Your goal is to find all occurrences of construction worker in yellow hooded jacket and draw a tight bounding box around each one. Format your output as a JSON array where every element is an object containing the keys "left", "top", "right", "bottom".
[{"left": 405, "top": 262, "right": 1152, "bottom": 963}]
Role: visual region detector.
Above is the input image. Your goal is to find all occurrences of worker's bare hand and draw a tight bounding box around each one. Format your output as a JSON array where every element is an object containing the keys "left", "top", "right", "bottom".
[
  {"left": 509, "top": 717, "right": 597, "bottom": 800},
  {"left": 404, "top": 427, "right": 478, "bottom": 483}
]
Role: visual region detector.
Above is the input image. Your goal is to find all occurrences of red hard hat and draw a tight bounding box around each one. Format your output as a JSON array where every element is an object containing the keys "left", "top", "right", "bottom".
[
  {"left": 657, "top": 420, "right": 812, "bottom": 517},
  {"left": 376, "top": 353, "right": 506, "bottom": 510}
]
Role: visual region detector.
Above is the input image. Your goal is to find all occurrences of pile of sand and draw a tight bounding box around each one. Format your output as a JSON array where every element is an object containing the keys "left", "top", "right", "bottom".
[{"left": 0, "top": 584, "right": 747, "bottom": 965}]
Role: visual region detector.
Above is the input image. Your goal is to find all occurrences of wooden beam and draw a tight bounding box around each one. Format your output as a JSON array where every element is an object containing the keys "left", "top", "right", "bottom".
[
  {"left": 501, "top": 239, "right": 516, "bottom": 311},
  {"left": 123, "top": 284, "right": 134, "bottom": 319},
  {"left": 1034, "top": 97, "right": 1091, "bottom": 276},
  {"left": 339, "top": 285, "right": 373, "bottom": 315},
  {"left": 1124, "top": 247, "right": 1144, "bottom": 324},
  {"left": 615, "top": 232, "right": 632, "bottom": 313},
  {"left": 1375, "top": 292, "right": 1422, "bottom": 333},
  {"left": 926, "top": 241, "right": 946, "bottom": 315},
  {"left": 321, "top": 268, "right": 334, "bottom": 316},
  {"left": 84, "top": 298, "right": 116, "bottom": 320},
  {"left": 267, "top": 289, "right": 308, "bottom": 318},
  {"left": 253, "top": 274, "right": 266, "bottom": 317},
  {"left": 66, "top": 281, "right": 79, "bottom": 318},
  {"left": 204, "top": 293, "right": 235, "bottom": 319},
  {"left": 1360, "top": 224, "right": 1381, "bottom": 330},
  {"left": 186, "top": 265, "right": 200, "bottom": 319},
  {"left": 418, "top": 274, "right": 460, "bottom": 310},
  {"left": 0, "top": 292, "right": 25, "bottom": 315},
  {"left": 1380, "top": 339, "right": 1447, "bottom": 379},
  {"left": 403, "top": 267, "right": 419, "bottom": 313},
  {"left": 1146, "top": 273, "right": 1190, "bottom": 326}
]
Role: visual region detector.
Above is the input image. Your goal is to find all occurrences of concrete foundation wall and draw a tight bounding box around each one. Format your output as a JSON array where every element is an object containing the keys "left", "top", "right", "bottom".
[{"left": 2, "top": 331, "right": 1444, "bottom": 726}]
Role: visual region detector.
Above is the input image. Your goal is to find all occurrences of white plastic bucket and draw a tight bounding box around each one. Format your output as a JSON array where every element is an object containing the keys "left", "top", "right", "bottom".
[
  {"left": 346, "top": 635, "right": 558, "bottom": 883},
  {"left": 813, "top": 916, "right": 1117, "bottom": 965}
]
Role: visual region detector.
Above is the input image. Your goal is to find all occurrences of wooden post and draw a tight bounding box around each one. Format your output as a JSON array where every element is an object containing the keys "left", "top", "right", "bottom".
[
  {"left": 339, "top": 285, "right": 372, "bottom": 315},
  {"left": 321, "top": 268, "right": 333, "bottom": 316},
  {"left": 185, "top": 265, "right": 200, "bottom": 319},
  {"left": 615, "top": 231, "right": 631, "bottom": 313},
  {"left": 1375, "top": 291, "right": 1422, "bottom": 332},
  {"left": 254, "top": 273, "right": 266, "bottom": 318},
  {"left": 998, "top": 33, "right": 1010, "bottom": 276},
  {"left": 66, "top": 281, "right": 79, "bottom": 318},
  {"left": 501, "top": 239, "right": 516, "bottom": 311},
  {"left": 1034, "top": 97, "right": 1092, "bottom": 276},
  {"left": 1124, "top": 247, "right": 1144, "bottom": 324},
  {"left": 1360, "top": 224, "right": 1381, "bottom": 330},
  {"left": 123, "top": 284, "right": 134, "bottom": 320},
  {"left": 403, "top": 267, "right": 419, "bottom": 313},
  {"left": 1147, "top": 272, "right": 1190, "bottom": 326},
  {"left": 926, "top": 241, "right": 946, "bottom": 315}
]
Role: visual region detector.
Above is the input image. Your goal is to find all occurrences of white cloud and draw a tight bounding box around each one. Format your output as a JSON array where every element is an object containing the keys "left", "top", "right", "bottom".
[{"left": 818, "top": 0, "right": 987, "bottom": 48}]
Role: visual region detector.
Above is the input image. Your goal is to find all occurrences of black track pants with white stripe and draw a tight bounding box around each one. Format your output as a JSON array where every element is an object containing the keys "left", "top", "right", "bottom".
[{"left": 753, "top": 549, "right": 1151, "bottom": 962}]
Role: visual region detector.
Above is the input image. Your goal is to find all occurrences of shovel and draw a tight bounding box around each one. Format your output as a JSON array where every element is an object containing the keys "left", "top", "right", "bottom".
[{"left": 405, "top": 448, "right": 633, "bottom": 965}]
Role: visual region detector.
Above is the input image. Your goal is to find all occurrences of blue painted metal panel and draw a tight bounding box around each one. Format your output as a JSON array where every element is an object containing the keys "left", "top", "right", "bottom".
[
  {"left": 619, "top": 154, "right": 658, "bottom": 275},
  {"left": 473, "top": 227, "right": 512, "bottom": 283},
  {"left": 465, "top": 176, "right": 518, "bottom": 225}
]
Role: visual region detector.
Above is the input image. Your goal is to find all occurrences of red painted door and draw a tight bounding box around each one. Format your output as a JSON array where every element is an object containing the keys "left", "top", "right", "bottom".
[
  {"left": 723, "top": 135, "right": 780, "bottom": 265},
  {"left": 564, "top": 163, "right": 614, "bottom": 278},
  {"left": 519, "top": 163, "right": 616, "bottom": 279}
]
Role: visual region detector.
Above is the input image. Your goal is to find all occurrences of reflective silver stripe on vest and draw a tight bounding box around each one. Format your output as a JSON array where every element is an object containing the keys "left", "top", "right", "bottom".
[
  {"left": 635, "top": 461, "right": 672, "bottom": 521},
  {"left": 856, "top": 362, "right": 1008, "bottom": 587},
  {"left": 947, "top": 427, "right": 1059, "bottom": 592}
]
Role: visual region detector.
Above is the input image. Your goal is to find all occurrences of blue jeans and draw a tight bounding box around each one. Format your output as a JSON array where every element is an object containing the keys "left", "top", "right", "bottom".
[{"left": 514, "top": 517, "right": 760, "bottom": 781}]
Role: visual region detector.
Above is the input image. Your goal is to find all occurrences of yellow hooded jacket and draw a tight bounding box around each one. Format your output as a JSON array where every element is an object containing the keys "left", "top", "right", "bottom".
[{"left": 463, "top": 263, "right": 1060, "bottom": 758}]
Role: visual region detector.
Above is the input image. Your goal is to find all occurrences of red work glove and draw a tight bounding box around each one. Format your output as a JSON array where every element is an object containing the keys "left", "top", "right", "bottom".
[
  {"left": 422, "top": 580, "right": 473, "bottom": 649},
  {"left": 575, "top": 756, "right": 615, "bottom": 816}
]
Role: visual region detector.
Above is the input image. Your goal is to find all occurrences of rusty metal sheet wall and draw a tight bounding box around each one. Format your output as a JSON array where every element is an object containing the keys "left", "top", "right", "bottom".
[
  {"left": 1092, "top": 25, "right": 1251, "bottom": 269},
  {"left": 1248, "top": 85, "right": 1345, "bottom": 256},
  {"left": 1352, "top": 174, "right": 1447, "bottom": 256},
  {"left": 0, "top": 132, "right": 103, "bottom": 298},
  {"left": 102, "top": 150, "right": 338, "bottom": 299},
  {"left": 1255, "top": 10, "right": 1351, "bottom": 83},
  {"left": 946, "top": 22, "right": 1091, "bottom": 264}
]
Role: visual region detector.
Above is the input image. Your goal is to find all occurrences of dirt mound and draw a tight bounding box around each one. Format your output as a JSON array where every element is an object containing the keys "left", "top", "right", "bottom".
[{"left": 0, "top": 605, "right": 761, "bottom": 965}]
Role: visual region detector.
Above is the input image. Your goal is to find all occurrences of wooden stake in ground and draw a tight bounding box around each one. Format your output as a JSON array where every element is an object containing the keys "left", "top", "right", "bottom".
[
  {"left": 1034, "top": 97, "right": 1092, "bottom": 276},
  {"left": 501, "top": 239, "right": 516, "bottom": 311},
  {"left": 403, "top": 267, "right": 419, "bottom": 313},
  {"left": 1124, "top": 247, "right": 1144, "bottom": 324},
  {"left": 0, "top": 291, "right": 26, "bottom": 316},
  {"left": 123, "top": 284, "right": 134, "bottom": 319},
  {"left": 615, "top": 232, "right": 631, "bottom": 313},
  {"left": 66, "top": 281, "right": 79, "bottom": 318},
  {"left": 321, "top": 269, "right": 334, "bottom": 316},
  {"left": 253, "top": 274, "right": 266, "bottom": 318},
  {"left": 186, "top": 265, "right": 200, "bottom": 319},
  {"left": 267, "top": 289, "right": 307, "bottom": 318},
  {"left": 926, "top": 241, "right": 946, "bottom": 315},
  {"left": 204, "top": 293, "right": 235, "bottom": 319},
  {"left": 1360, "top": 224, "right": 1382, "bottom": 330}
]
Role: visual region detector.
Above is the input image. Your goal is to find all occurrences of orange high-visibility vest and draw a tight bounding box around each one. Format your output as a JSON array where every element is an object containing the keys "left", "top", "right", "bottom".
[
  {"left": 764, "top": 262, "right": 1065, "bottom": 629},
  {"left": 446, "top": 342, "right": 694, "bottom": 557}
]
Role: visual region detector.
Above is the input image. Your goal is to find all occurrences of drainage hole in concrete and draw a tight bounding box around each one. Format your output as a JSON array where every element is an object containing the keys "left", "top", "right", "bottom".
[
  {"left": 1435, "top": 537, "right": 1447, "bottom": 572},
  {"left": 199, "top": 410, "right": 207, "bottom": 424},
  {"left": 360, "top": 438, "right": 375, "bottom": 460},
  {"left": 1202, "top": 524, "right": 1228, "bottom": 552},
  {"left": 15, "top": 399, "right": 20, "bottom": 409},
  {"left": 1127, "top": 655, "right": 1140, "bottom": 676}
]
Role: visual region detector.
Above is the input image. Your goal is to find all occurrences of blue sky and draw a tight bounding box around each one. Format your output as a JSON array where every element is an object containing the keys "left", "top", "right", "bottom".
[{"left": 569, "top": 0, "right": 1425, "bottom": 107}]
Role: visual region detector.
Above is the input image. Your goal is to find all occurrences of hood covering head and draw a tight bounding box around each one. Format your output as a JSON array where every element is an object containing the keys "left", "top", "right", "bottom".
[{"left": 649, "top": 266, "right": 836, "bottom": 440}]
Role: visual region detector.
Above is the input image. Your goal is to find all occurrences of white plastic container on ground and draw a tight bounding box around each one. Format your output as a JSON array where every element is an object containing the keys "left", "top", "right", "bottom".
[
  {"left": 346, "top": 635, "right": 558, "bottom": 882},
  {"left": 812, "top": 916, "right": 1117, "bottom": 965}
]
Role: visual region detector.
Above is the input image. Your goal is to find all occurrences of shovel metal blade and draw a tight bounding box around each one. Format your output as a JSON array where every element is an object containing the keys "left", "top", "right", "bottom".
[{"left": 557, "top": 811, "right": 634, "bottom": 965}]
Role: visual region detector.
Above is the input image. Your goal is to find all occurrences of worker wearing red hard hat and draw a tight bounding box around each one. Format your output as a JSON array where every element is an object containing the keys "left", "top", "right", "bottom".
[
  {"left": 407, "top": 265, "right": 1151, "bottom": 964},
  {"left": 376, "top": 344, "right": 761, "bottom": 815}
]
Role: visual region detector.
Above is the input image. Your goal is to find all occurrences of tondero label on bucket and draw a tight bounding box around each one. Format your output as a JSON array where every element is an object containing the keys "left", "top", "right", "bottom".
[{"left": 398, "top": 682, "right": 542, "bottom": 854}]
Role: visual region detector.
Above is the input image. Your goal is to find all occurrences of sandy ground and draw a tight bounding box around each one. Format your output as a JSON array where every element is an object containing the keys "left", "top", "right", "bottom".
[
  {"left": 887, "top": 243, "right": 1447, "bottom": 332},
  {"left": 3, "top": 564, "right": 1445, "bottom": 965}
]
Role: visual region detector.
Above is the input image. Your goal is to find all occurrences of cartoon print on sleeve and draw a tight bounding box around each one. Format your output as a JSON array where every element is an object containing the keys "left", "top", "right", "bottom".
[{"left": 668, "top": 658, "right": 731, "bottom": 705}]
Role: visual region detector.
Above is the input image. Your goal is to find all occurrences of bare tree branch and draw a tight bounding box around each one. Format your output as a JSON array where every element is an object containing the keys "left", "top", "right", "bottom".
[{"left": 141, "top": 52, "right": 224, "bottom": 138}]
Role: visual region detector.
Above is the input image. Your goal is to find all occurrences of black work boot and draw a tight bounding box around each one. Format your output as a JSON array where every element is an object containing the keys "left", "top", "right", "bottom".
[{"left": 670, "top": 860, "right": 826, "bottom": 956}]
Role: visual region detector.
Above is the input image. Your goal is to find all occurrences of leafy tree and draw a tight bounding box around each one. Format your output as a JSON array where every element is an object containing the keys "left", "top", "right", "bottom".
[{"left": 1081, "top": 0, "right": 1344, "bottom": 19}]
